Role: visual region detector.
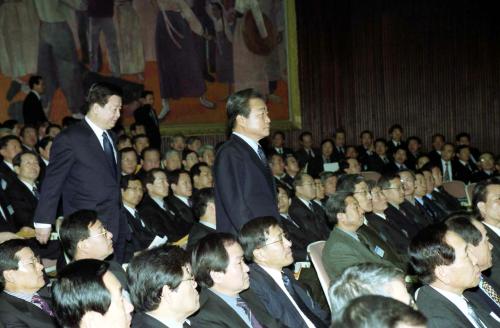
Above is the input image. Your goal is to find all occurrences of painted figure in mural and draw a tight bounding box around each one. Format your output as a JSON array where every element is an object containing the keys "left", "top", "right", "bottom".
[
  {"left": 114, "top": 0, "right": 145, "bottom": 79},
  {"left": 32, "top": 0, "right": 85, "bottom": 118},
  {"left": 88, "top": 0, "right": 121, "bottom": 77},
  {"left": 154, "top": 0, "right": 216, "bottom": 119}
]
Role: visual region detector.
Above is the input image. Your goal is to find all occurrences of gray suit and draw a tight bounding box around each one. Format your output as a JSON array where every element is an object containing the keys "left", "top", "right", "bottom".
[{"left": 322, "top": 227, "right": 394, "bottom": 279}]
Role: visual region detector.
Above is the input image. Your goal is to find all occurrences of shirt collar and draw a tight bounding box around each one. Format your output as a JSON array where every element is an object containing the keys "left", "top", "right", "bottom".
[
  {"left": 374, "top": 212, "right": 387, "bottom": 220},
  {"left": 175, "top": 194, "right": 190, "bottom": 207},
  {"left": 151, "top": 196, "right": 165, "bottom": 209},
  {"left": 4, "top": 290, "right": 36, "bottom": 303},
  {"left": 123, "top": 204, "right": 136, "bottom": 217},
  {"left": 85, "top": 116, "right": 106, "bottom": 139},
  {"left": 199, "top": 221, "right": 216, "bottom": 230},
  {"left": 233, "top": 132, "right": 260, "bottom": 155},
  {"left": 337, "top": 227, "right": 360, "bottom": 241},
  {"left": 31, "top": 90, "right": 40, "bottom": 99},
  {"left": 145, "top": 313, "right": 190, "bottom": 328},
  {"left": 3, "top": 160, "right": 14, "bottom": 171},
  {"left": 483, "top": 222, "right": 500, "bottom": 237},
  {"left": 20, "top": 179, "right": 36, "bottom": 192}
]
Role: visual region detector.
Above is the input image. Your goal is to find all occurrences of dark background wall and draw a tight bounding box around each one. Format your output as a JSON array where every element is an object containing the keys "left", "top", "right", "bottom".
[{"left": 200, "top": 0, "right": 500, "bottom": 153}]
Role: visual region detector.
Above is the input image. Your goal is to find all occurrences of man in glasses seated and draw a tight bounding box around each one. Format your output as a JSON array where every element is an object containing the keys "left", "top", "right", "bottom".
[{"left": 0, "top": 239, "right": 58, "bottom": 327}]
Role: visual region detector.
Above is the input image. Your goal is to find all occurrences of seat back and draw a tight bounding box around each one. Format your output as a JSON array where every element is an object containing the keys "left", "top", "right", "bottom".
[
  {"left": 307, "top": 240, "right": 331, "bottom": 309},
  {"left": 466, "top": 182, "right": 477, "bottom": 206},
  {"left": 442, "top": 180, "right": 467, "bottom": 199},
  {"left": 360, "top": 171, "right": 381, "bottom": 183}
]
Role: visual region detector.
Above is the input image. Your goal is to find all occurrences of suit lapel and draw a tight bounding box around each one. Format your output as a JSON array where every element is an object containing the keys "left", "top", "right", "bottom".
[
  {"left": 231, "top": 135, "right": 274, "bottom": 188},
  {"left": 81, "top": 121, "right": 118, "bottom": 182},
  {"left": 204, "top": 289, "right": 249, "bottom": 326}
]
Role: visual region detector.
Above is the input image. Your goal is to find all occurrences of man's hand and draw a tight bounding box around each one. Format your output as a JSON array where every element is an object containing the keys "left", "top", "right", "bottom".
[{"left": 35, "top": 226, "right": 52, "bottom": 244}]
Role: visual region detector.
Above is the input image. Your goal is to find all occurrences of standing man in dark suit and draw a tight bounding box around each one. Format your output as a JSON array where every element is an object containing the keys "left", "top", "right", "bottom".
[
  {"left": 22, "top": 75, "right": 48, "bottom": 126},
  {"left": 239, "top": 217, "right": 330, "bottom": 328},
  {"left": 410, "top": 223, "right": 499, "bottom": 327},
  {"left": 33, "top": 83, "right": 128, "bottom": 262},
  {"left": 214, "top": 89, "right": 279, "bottom": 234},
  {"left": 134, "top": 90, "right": 162, "bottom": 150},
  {"left": 190, "top": 233, "right": 280, "bottom": 327},
  {"left": 0, "top": 240, "right": 58, "bottom": 327}
]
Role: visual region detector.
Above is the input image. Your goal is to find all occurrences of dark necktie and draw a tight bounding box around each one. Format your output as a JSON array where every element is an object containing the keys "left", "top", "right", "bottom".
[
  {"left": 102, "top": 132, "right": 116, "bottom": 176},
  {"left": 282, "top": 272, "right": 326, "bottom": 328},
  {"left": 31, "top": 294, "right": 54, "bottom": 317},
  {"left": 443, "top": 161, "right": 451, "bottom": 182},
  {"left": 282, "top": 214, "right": 300, "bottom": 228},
  {"left": 32, "top": 185, "right": 40, "bottom": 199},
  {"left": 134, "top": 210, "right": 146, "bottom": 228},
  {"left": 257, "top": 145, "right": 267, "bottom": 167},
  {"left": 357, "top": 232, "right": 374, "bottom": 252},
  {"left": 236, "top": 297, "right": 263, "bottom": 328}
]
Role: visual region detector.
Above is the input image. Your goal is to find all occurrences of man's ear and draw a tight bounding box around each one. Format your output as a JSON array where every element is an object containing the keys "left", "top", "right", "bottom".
[
  {"left": 235, "top": 115, "right": 246, "bottom": 128},
  {"left": 210, "top": 270, "right": 224, "bottom": 285},
  {"left": 476, "top": 202, "right": 486, "bottom": 217},
  {"left": 3, "top": 270, "right": 16, "bottom": 284},
  {"left": 434, "top": 265, "right": 450, "bottom": 285},
  {"left": 336, "top": 212, "right": 346, "bottom": 224}
]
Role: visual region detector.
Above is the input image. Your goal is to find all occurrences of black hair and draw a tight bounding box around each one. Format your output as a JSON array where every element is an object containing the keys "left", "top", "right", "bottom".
[
  {"left": 192, "top": 187, "right": 215, "bottom": 218},
  {"left": 239, "top": 216, "right": 281, "bottom": 261},
  {"left": 0, "top": 239, "right": 31, "bottom": 291},
  {"left": 226, "top": 88, "right": 263, "bottom": 134},
  {"left": 28, "top": 75, "right": 43, "bottom": 89},
  {"left": 59, "top": 210, "right": 99, "bottom": 258},
  {"left": 85, "top": 82, "right": 122, "bottom": 114}
]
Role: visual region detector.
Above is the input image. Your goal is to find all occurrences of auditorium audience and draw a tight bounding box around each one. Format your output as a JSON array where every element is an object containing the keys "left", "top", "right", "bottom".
[
  {"left": 238, "top": 216, "right": 330, "bottom": 328},
  {"left": 132, "top": 134, "right": 150, "bottom": 155},
  {"left": 181, "top": 150, "right": 199, "bottom": 171},
  {"left": 20, "top": 125, "right": 38, "bottom": 152},
  {"left": 190, "top": 233, "right": 280, "bottom": 327},
  {"left": 0, "top": 239, "right": 57, "bottom": 327},
  {"left": 166, "top": 169, "right": 195, "bottom": 235},
  {"left": 120, "top": 147, "right": 139, "bottom": 176},
  {"left": 190, "top": 162, "right": 213, "bottom": 192}
]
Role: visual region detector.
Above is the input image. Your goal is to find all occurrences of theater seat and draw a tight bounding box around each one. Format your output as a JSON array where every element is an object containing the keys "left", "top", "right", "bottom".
[{"left": 307, "top": 240, "right": 331, "bottom": 309}]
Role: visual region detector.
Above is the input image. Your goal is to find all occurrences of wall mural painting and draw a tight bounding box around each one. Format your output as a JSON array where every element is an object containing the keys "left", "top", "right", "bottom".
[{"left": 0, "top": 0, "right": 301, "bottom": 135}]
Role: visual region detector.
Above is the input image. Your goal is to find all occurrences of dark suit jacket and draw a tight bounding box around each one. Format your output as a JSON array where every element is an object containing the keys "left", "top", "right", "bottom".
[
  {"left": 138, "top": 194, "right": 189, "bottom": 242},
  {"left": 134, "top": 104, "right": 161, "bottom": 150},
  {"left": 464, "top": 276, "right": 500, "bottom": 319},
  {"left": 187, "top": 221, "right": 215, "bottom": 251},
  {"left": 289, "top": 197, "right": 329, "bottom": 241},
  {"left": 308, "top": 156, "right": 335, "bottom": 179},
  {"left": 266, "top": 146, "right": 294, "bottom": 158},
  {"left": 248, "top": 263, "right": 329, "bottom": 328},
  {"left": 132, "top": 312, "right": 168, "bottom": 327},
  {"left": 367, "top": 154, "right": 390, "bottom": 173},
  {"left": 0, "top": 160, "right": 18, "bottom": 188},
  {"left": 189, "top": 288, "right": 280, "bottom": 327},
  {"left": 322, "top": 227, "right": 394, "bottom": 279},
  {"left": 214, "top": 134, "right": 279, "bottom": 234},
  {"left": 34, "top": 120, "right": 123, "bottom": 238},
  {"left": 384, "top": 204, "right": 420, "bottom": 238},
  {"left": 453, "top": 159, "right": 476, "bottom": 184},
  {"left": 471, "top": 170, "right": 498, "bottom": 183},
  {"left": 0, "top": 178, "right": 17, "bottom": 233},
  {"left": 383, "top": 161, "right": 408, "bottom": 175},
  {"left": 22, "top": 91, "right": 47, "bottom": 126},
  {"left": 166, "top": 195, "right": 195, "bottom": 236},
  {"left": 428, "top": 149, "right": 442, "bottom": 166},
  {"left": 431, "top": 187, "right": 462, "bottom": 212},
  {"left": 416, "top": 285, "right": 499, "bottom": 328},
  {"left": 123, "top": 207, "right": 156, "bottom": 262},
  {"left": 5, "top": 178, "right": 38, "bottom": 229},
  {"left": 364, "top": 212, "right": 410, "bottom": 255},
  {"left": 279, "top": 213, "right": 310, "bottom": 261},
  {"left": 294, "top": 148, "right": 320, "bottom": 170},
  {"left": 483, "top": 224, "right": 500, "bottom": 287},
  {"left": 400, "top": 200, "right": 432, "bottom": 228},
  {"left": 0, "top": 289, "right": 59, "bottom": 327}
]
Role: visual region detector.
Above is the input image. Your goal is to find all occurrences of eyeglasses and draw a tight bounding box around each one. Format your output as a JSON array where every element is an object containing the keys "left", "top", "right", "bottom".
[
  {"left": 384, "top": 186, "right": 404, "bottom": 191},
  {"left": 354, "top": 190, "right": 370, "bottom": 196},
  {"left": 261, "top": 232, "right": 290, "bottom": 247},
  {"left": 87, "top": 229, "right": 109, "bottom": 239}
]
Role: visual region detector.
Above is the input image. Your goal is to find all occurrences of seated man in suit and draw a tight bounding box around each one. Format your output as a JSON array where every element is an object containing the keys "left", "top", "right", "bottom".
[
  {"left": 7, "top": 151, "right": 42, "bottom": 230},
  {"left": 58, "top": 209, "right": 128, "bottom": 288},
  {"left": 422, "top": 163, "right": 462, "bottom": 213},
  {"left": 0, "top": 239, "right": 58, "bottom": 327},
  {"left": 186, "top": 136, "right": 202, "bottom": 153},
  {"left": 289, "top": 173, "right": 330, "bottom": 240},
  {"left": 294, "top": 131, "right": 320, "bottom": 170},
  {"left": 367, "top": 138, "right": 390, "bottom": 173},
  {"left": 379, "top": 174, "right": 421, "bottom": 238},
  {"left": 190, "top": 233, "right": 280, "bottom": 327},
  {"left": 190, "top": 162, "right": 213, "bottom": 193},
  {"left": 473, "top": 178, "right": 500, "bottom": 287},
  {"left": 166, "top": 169, "right": 195, "bottom": 233},
  {"left": 187, "top": 188, "right": 216, "bottom": 251},
  {"left": 37, "top": 136, "right": 53, "bottom": 184},
  {"left": 398, "top": 170, "right": 433, "bottom": 228},
  {"left": 445, "top": 213, "right": 500, "bottom": 318},
  {"left": 0, "top": 135, "right": 23, "bottom": 186},
  {"left": 181, "top": 150, "right": 199, "bottom": 172},
  {"left": 338, "top": 175, "right": 407, "bottom": 269},
  {"left": 332, "top": 295, "right": 426, "bottom": 328},
  {"left": 127, "top": 246, "right": 199, "bottom": 327},
  {"left": 410, "top": 223, "right": 499, "bottom": 327},
  {"left": 283, "top": 155, "right": 300, "bottom": 187},
  {"left": 120, "top": 147, "right": 139, "bottom": 176},
  {"left": 454, "top": 145, "right": 477, "bottom": 184},
  {"left": 356, "top": 130, "right": 375, "bottom": 169},
  {"left": 385, "top": 146, "right": 408, "bottom": 174},
  {"left": 406, "top": 136, "right": 423, "bottom": 171},
  {"left": 329, "top": 263, "right": 411, "bottom": 321},
  {"left": 163, "top": 150, "right": 182, "bottom": 173},
  {"left": 455, "top": 132, "right": 481, "bottom": 164},
  {"left": 387, "top": 124, "right": 406, "bottom": 153},
  {"left": 20, "top": 125, "right": 38, "bottom": 153},
  {"left": 238, "top": 216, "right": 330, "bottom": 328},
  {"left": 322, "top": 192, "right": 395, "bottom": 279},
  {"left": 365, "top": 183, "right": 410, "bottom": 254},
  {"left": 270, "top": 153, "right": 293, "bottom": 192},
  {"left": 139, "top": 168, "right": 189, "bottom": 242},
  {"left": 339, "top": 158, "right": 362, "bottom": 175},
  {"left": 471, "top": 152, "right": 498, "bottom": 183},
  {"left": 121, "top": 175, "right": 157, "bottom": 262},
  {"left": 320, "top": 171, "right": 339, "bottom": 200},
  {"left": 413, "top": 171, "right": 446, "bottom": 224},
  {"left": 268, "top": 130, "right": 294, "bottom": 157},
  {"left": 439, "top": 143, "right": 459, "bottom": 183},
  {"left": 132, "top": 134, "right": 150, "bottom": 156},
  {"left": 197, "top": 145, "right": 215, "bottom": 168},
  {"left": 428, "top": 133, "right": 445, "bottom": 165},
  {"left": 52, "top": 259, "right": 133, "bottom": 328},
  {"left": 137, "top": 147, "right": 161, "bottom": 179}
]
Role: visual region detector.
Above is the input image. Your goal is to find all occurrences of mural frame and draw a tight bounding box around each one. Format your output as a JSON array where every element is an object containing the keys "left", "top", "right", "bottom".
[{"left": 159, "top": 0, "right": 301, "bottom": 136}]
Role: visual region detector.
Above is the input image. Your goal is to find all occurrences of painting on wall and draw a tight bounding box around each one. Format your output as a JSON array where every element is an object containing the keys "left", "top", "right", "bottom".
[{"left": 0, "top": 0, "right": 301, "bottom": 135}]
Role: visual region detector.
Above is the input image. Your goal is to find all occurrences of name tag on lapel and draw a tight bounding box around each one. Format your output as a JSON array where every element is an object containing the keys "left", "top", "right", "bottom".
[
  {"left": 7, "top": 205, "right": 14, "bottom": 215},
  {"left": 374, "top": 246, "right": 385, "bottom": 258}
]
